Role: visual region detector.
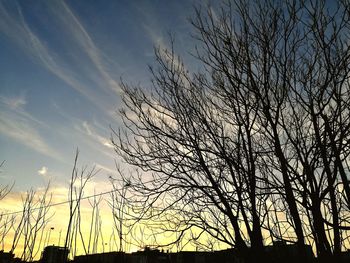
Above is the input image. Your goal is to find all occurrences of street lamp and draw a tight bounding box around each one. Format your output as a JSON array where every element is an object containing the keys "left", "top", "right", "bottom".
[{"left": 47, "top": 227, "right": 54, "bottom": 246}]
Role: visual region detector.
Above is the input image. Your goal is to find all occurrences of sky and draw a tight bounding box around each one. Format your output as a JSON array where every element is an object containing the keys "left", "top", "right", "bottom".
[
  {"left": 0, "top": 0, "right": 201, "bottom": 192},
  {"left": 0, "top": 0, "right": 206, "bottom": 255},
  {"left": 1, "top": 0, "right": 344, "bottom": 258}
]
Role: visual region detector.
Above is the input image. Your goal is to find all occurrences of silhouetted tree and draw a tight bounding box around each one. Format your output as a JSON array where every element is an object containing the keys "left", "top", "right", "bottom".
[
  {"left": 109, "top": 167, "right": 159, "bottom": 252},
  {"left": 0, "top": 213, "right": 15, "bottom": 251},
  {"left": 86, "top": 193, "right": 103, "bottom": 254},
  {"left": 0, "top": 160, "right": 15, "bottom": 250},
  {"left": 109, "top": 168, "right": 128, "bottom": 252},
  {"left": 8, "top": 183, "right": 53, "bottom": 261},
  {"left": 0, "top": 161, "right": 13, "bottom": 201},
  {"left": 113, "top": 0, "right": 350, "bottom": 261},
  {"left": 65, "top": 150, "right": 97, "bottom": 259}
]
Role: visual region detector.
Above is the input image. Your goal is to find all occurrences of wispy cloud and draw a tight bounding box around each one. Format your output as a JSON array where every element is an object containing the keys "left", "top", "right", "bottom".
[
  {"left": 0, "top": 111, "right": 62, "bottom": 161},
  {"left": 0, "top": 95, "right": 62, "bottom": 161},
  {"left": 0, "top": 95, "right": 47, "bottom": 128},
  {"left": 0, "top": 2, "right": 99, "bottom": 105},
  {"left": 1, "top": 94, "right": 26, "bottom": 110},
  {"left": 49, "top": 102, "right": 117, "bottom": 163},
  {"left": 57, "top": 1, "right": 122, "bottom": 94},
  {"left": 81, "top": 121, "right": 114, "bottom": 149},
  {"left": 94, "top": 163, "right": 116, "bottom": 176},
  {"left": 139, "top": 6, "right": 187, "bottom": 74},
  {"left": 71, "top": 120, "right": 116, "bottom": 161},
  {"left": 0, "top": 1, "right": 120, "bottom": 116},
  {"left": 52, "top": 100, "right": 115, "bottom": 153}
]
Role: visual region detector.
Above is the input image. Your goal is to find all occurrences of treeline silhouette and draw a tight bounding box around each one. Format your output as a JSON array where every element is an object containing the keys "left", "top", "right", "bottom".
[
  {"left": 0, "top": 151, "right": 176, "bottom": 261},
  {"left": 0, "top": 153, "right": 104, "bottom": 261}
]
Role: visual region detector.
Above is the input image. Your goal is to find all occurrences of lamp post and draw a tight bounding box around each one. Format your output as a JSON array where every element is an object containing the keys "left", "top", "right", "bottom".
[
  {"left": 47, "top": 227, "right": 54, "bottom": 246},
  {"left": 58, "top": 229, "right": 62, "bottom": 247}
]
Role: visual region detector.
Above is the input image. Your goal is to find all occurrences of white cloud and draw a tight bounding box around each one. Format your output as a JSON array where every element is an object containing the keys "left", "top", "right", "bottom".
[
  {"left": 103, "top": 141, "right": 114, "bottom": 148},
  {"left": 38, "top": 166, "right": 48, "bottom": 176}
]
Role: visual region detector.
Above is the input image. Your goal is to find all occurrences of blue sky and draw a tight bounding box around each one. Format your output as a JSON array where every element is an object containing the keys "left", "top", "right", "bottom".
[{"left": 0, "top": 0, "right": 201, "bottom": 192}]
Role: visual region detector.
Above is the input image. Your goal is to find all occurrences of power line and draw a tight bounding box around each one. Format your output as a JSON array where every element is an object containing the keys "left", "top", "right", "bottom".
[{"left": 0, "top": 189, "right": 117, "bottom": 216}]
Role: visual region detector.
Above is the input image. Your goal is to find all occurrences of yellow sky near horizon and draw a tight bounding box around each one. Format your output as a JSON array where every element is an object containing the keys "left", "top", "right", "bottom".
[
  {"left": 0, "top": 181, "right": 123, "bottom": 259},
  {"left": 0, "top": 180, "right": 200, "bottom": 260},
  {"left": 2, "top": 177, "right": 345, "bottom": 260}
]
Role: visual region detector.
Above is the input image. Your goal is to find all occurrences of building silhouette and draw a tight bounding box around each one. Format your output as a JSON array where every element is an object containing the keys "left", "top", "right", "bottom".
[
  {"left": 6, "top": 242, "right": 346, "bottom": 263},
  {"left": 0, "top": 250, "right": 15, "bottom": 263},
  {"left": 40, "top": 246, "right": 69, "bottom": 263}
]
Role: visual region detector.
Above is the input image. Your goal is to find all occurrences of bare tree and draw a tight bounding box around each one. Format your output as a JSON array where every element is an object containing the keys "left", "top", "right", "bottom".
[
  {"left": 64, "top": 150, "right": 98, "bottom": 259},
  {"left": 113, "top": 0, "right": 350, "bottom": 261},
  {"left": 0, "top": 161, "right": 13, "bottom": 201},
  {"left": 87, "top": 192, "right": 103, "bottom": 254},
  {"left": 109, "top": 169, "right": 128, "bottom": 252},
  {"left": 0, "top": 160, "right": 15, "bottom": 250},
  {"left": 109, "top": 167, "right": 159, "bottom": 252},
  {"left": 8, "top": 183, "right": 53, "bottom": 261},
  {"left": 0, "top": 213, "right": 15, "bottom": 251}
]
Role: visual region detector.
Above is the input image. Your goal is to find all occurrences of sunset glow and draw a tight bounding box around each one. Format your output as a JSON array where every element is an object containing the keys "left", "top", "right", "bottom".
[{"left": 1, "top": 1, "right": 350, "bottom": 262}]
